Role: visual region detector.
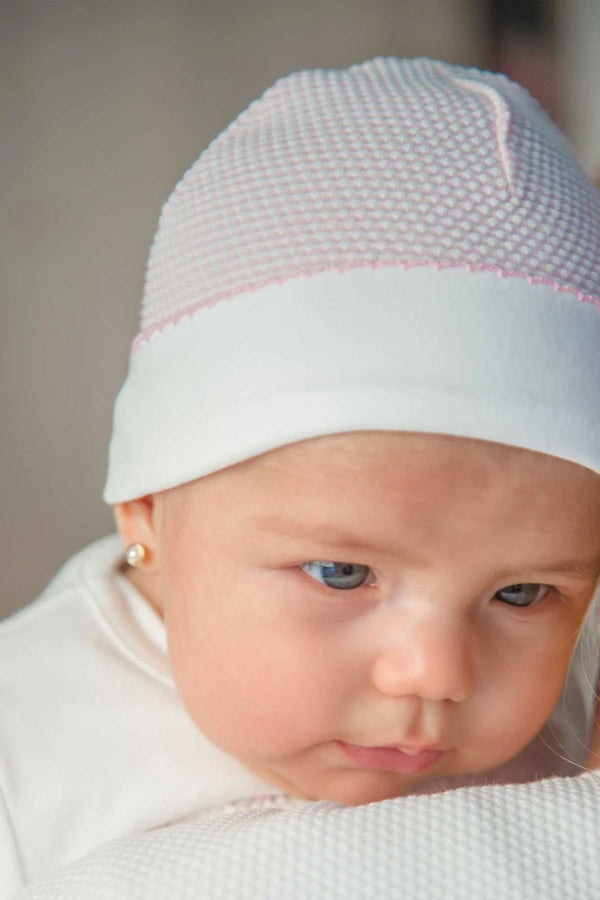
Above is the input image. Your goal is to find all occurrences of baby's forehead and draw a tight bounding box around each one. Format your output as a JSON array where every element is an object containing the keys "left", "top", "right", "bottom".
[
  {"left": 251, "top": 432, "right": 556, "bottom": 472},
  {"left": 161, "top": 433, "right": 600, "bottom": 536},
  {"left": 223, "top": 431, "right": 600, "bottom": 502}
]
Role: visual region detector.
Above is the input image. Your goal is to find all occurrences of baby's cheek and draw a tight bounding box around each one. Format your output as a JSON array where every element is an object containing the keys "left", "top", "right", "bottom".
[
  {"left": 167, "top": 610, "right": 337, "bottom": 760},
  {"left": 478, "top": 646, "right": 572, "bottom": 754}
]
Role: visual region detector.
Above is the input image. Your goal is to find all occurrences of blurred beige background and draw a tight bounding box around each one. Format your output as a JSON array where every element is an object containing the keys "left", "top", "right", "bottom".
[{"left": 1, "top": 0, "right": 599, "bottom": 618}]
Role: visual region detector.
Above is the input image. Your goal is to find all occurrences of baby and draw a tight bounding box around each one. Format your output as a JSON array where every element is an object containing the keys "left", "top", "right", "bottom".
[{"left": 2, "top": 57, "right": 600, "bottom": 895}]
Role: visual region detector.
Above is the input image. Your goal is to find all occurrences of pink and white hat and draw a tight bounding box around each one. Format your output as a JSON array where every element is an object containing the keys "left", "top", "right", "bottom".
[{"left": 104, "top": 57, "right": 600, "bottom": 503}]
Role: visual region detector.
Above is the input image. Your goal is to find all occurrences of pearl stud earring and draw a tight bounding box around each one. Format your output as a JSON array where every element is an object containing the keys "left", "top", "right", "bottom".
[{"left": 125, "top": 542, "right": 147, "bottom": 567}]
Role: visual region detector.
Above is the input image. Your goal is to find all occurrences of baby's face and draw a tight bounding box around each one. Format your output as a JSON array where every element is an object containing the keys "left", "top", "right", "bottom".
[{"left": 134, "top": 433, "right": 600, "bottom": 804}]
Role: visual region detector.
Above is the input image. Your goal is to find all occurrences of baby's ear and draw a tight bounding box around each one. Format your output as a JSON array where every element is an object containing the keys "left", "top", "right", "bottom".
[{"left": 113, "top": 496, "right": 159, "bottom": 573}]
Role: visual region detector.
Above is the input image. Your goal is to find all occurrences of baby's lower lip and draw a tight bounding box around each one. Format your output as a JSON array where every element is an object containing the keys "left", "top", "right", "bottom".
[{"left": 337, "top": 741, "right": 444, "bottom": 774}]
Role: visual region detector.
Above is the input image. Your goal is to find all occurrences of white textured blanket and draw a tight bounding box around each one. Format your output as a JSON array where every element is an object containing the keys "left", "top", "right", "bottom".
[{"left": 14, "top": 772, "right": 600, "bottom": 900}]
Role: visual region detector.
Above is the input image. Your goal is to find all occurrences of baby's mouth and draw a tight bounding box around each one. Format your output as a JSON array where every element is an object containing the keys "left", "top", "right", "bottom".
[{"left": 337, "top": 740, "right": 445, "bottom": 774}]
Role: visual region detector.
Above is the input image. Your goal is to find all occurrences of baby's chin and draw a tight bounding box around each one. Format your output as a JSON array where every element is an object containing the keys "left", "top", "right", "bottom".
[
  {"left": 309, "top": 764, "right": 522, "bottom": 806},
  {"left": 252, "top": 764, "right": 461, "bottom": 806},
  {"left": 306, "top": 770, "right": 462, "bottom": 805}
]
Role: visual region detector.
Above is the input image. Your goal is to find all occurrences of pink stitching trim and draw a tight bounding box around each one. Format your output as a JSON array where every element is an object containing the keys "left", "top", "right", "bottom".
[{"left": 131, "top": 260, "right": 600, "bottom": 354}]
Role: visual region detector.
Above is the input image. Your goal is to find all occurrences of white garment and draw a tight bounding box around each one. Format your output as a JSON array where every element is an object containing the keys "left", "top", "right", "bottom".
[
  {"left": 0, "top": 536, "right": 282, "bottom": 897},
  {"left": 1, "top": 536, "right": 598, "bottom": 897}
]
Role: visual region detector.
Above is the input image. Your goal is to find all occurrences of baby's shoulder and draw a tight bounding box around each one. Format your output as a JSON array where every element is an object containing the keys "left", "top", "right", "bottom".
[
  {"left": 0, "top": 535, "right": 122, "bottom": 657},
  {"left": 0, "top": 535, "right": 128, "bottom": 751}
]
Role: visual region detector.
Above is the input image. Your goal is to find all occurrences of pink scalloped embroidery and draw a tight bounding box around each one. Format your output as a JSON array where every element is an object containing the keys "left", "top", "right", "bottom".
[{"left": 131, "top": 260, "right": 600, "bottom": 354}]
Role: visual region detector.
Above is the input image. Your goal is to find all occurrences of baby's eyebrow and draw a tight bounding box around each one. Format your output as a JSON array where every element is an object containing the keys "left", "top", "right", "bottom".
[
  {"left": 507, "top": 558, "right": 600, "bottom": 580},
  {"left": 255, "top": 517, "right": 390, "bottom": 552},
  {"left": 476, "top": 556, "right": 600, "bottom": 583},
  {"left": 256, "top": 517, "right": 600, "bottom": 579},
  {"left": 253, "top": 517, "right": 425, "bottom": 560}
]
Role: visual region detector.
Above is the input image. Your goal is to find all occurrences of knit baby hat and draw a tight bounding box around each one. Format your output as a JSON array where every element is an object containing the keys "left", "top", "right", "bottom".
[{"left": 104, "top": 57, "right": 600, "bottom": 503}]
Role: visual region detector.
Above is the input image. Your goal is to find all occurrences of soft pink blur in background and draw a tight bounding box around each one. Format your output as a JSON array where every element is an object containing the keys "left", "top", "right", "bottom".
[{"left": 2, "top": 0, "right": 599, "bottom": 617}]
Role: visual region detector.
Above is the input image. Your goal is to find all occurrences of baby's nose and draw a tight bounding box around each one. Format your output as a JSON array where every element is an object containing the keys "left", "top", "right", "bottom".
[{"left": 370, "top": 613, "right": 475, "bottom": 703}]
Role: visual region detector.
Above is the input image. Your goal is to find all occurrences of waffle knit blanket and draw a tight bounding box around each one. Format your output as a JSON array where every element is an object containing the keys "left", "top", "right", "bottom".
[{"left": 13, "top": 771, "right": 600, "bottom": 899}]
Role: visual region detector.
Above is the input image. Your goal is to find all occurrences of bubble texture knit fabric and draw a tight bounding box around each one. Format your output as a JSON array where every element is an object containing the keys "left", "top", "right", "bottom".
[
  {"left": 14, "top": 773, "right": 600, "bottom": 899},
  {"left": 105, "top": 56, "right": 600, "bottom": 501},
  {"left": 139, "top": 56, "right": 600, "bottom": 343}
]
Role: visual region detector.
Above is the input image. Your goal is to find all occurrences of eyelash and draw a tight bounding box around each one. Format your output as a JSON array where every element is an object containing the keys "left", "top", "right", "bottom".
[{"left": 298, "top": 561, "right": 556, "bottom": 609}]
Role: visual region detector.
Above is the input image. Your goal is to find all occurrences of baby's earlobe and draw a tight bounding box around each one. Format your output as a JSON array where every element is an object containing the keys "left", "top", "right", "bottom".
[{"left": 113, "top": 497, "right": 159, "bottom": 570}]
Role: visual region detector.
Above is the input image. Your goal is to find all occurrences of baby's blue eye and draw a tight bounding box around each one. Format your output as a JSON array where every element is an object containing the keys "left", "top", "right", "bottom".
[
  {"left": 494, "top": 584, "right": 549, "bottom": 607},
  {"left": 300, "top": 561, "right": 371, "bottom": 590}
]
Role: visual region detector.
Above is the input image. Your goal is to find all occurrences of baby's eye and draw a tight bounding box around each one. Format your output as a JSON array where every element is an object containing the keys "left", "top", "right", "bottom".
[
  {"left": 300, "top": 561, "right": 372, "bottom": 590},
  {"left": 494, "top": 583, "right": 550, "bottom": 607}
]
